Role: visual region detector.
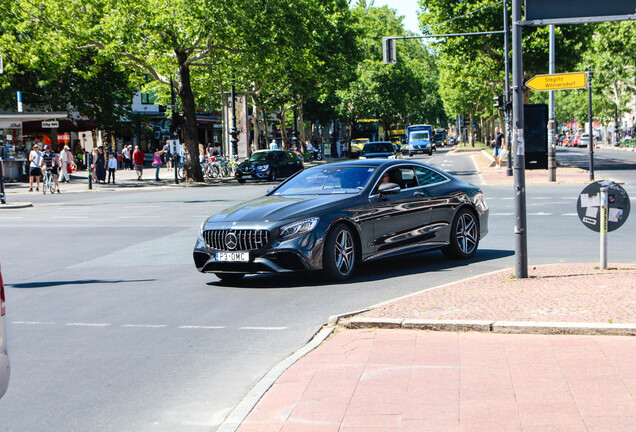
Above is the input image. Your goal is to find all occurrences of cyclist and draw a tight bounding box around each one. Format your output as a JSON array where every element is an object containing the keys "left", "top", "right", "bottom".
[{"left": 40, "top": 144, "right": 60, "bottom": 193}]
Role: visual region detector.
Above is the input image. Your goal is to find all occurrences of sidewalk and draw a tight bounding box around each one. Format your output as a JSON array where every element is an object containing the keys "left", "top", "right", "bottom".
[{"left": 230, "top": 264, "right": 636, "bottom": 432}]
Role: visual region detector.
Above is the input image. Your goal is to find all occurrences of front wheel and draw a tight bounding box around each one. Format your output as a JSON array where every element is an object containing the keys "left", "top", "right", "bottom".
[
  {"left": 268, "top": 169, "right": 277, "bottom": 182},
  {"left": 323, "top": 224, "right": 357, "bottom": 281},
  {"left": 442, "top": 208, "right": 479, "bottom": 259}
]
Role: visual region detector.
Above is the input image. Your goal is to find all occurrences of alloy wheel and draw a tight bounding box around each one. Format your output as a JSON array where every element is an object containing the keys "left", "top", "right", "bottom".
[
  {"left": 456, "top": 212, "right": 478, "bottom": 255},
  {"left": 334, "top": 229, "right": 354, "bottom": 275}
]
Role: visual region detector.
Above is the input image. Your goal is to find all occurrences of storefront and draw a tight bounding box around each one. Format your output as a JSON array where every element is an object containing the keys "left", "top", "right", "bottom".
[{"left": 0, "top": 112, "right": 68, "bottom": 180}]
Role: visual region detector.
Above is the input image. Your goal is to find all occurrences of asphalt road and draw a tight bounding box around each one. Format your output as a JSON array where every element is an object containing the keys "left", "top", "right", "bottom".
[{"left": 0, "top": 148, "right": 633, "bottom": 431}]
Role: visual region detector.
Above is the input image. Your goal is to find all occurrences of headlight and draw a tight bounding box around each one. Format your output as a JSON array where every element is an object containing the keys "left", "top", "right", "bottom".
[
  {"left": 279, "top": 217, "right": 319, "bottom": 240},
  {"left": 359, "top": 156, "right": 367, "bottom": 160},
  {"left": 199, "top": 221, "right": 207, "bottom": 238},
  {"left": 473, "top": 192, "right": 489, "bottom": 212},
  {"left": 388, "top": 155, "right": 396, "bottom": 159},
  {"left": 256, "top": 164, "right": 269, "bottom": 171}
]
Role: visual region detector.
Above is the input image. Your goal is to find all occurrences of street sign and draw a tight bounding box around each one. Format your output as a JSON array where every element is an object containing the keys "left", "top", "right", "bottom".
[
  {"left": 525, "top": 0, "right": 636, "bottom": 22},
  {"left": 577, "top": 181, "right": 630, "bottom": 232},
  {"left": 42, "top": 121, "right": 59, "bottom": 128},
  {"left": 525, "top": 72, "right": 587, "bottom": 91}
]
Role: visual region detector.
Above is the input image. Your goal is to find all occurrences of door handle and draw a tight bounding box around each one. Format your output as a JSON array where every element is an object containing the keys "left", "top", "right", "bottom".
[{"left": 414, "top": 192, "right": 425, "bottom": 197}]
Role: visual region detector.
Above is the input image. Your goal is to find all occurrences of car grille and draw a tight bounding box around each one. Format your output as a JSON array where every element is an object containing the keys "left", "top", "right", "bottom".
[{"left": 203, "top": 229, "right": 270, "bottom": 251}]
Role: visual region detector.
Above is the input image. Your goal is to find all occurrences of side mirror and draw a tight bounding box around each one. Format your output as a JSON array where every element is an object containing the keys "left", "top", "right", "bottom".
[{"left": 378, "top": 182, "right": 400, "bottom": 195}]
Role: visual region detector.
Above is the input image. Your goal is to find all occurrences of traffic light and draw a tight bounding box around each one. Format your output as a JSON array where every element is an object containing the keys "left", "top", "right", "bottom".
[
  {"left": 383, "top": 37, "right": 396, "bottom": 64},
  {"left": 493, "top": 95, "right": 504, "bottom": 110}
]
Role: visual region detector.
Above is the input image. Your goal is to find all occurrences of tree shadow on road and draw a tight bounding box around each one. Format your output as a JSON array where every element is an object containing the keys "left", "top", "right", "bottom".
[{"left": 8, "top": 279, "right": 156, "bottom": 289}]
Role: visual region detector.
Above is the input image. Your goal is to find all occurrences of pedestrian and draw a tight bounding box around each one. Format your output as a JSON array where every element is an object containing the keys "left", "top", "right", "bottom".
[
  {"left": 28, "top": 143, "right": 43, "bottom": 192},
  {"left": 163, "top": 140, "right": 172, "bottom": 171},
  {"left": 491, "top": 127, "right": 504, "bottom": 169},
  {"left": 93, "top": 146, "right": 107, "bottom": 183},
  {"left": 132, "top": 145, "right": 145, "bottom": 180},
  {"left": 269, "top": 139, "right": 278, "bottom": 150},
  {"left": 121, "top": 145, "right": 130, "bottom": 170},
  {"left": 152, "top": 148, "right": 164, "bottom": 181},
  {"left": 76, "top": 147, "right": 84, "bottom": 169},
  {"left": 198, "top": 143, "right": 205, "bottom": 163},
  {"left": 107, "top": 152, "right": 117, "bottom": 184},
  {"left": 58, "top": 145, "right": 72, "bottom": 183}
]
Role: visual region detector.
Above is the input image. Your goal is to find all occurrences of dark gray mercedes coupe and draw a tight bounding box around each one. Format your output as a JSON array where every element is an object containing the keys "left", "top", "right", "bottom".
[{"left": 194, "top": 159, "right": 489, "bottom": 282}]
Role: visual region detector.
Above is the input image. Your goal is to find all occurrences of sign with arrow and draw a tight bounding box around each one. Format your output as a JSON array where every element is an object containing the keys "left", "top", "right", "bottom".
[{"left": 526, "top": 72, "right": 587, "bottom": 91}]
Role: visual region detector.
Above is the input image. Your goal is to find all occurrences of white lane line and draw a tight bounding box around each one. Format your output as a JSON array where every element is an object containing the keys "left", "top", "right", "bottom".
[
  {"left": 502, "top": 197, "right": 514, "bottom": 200},
  {"left": 531, "top": 197, "right": 551, "bottom": 200},
  {"left": 179, "top": 325, "right": 226, "bottom": 329},
  {"left": 528, "top": 212, "right": 552, "bottom": 216},
  {"left": 119, "top": 216, "right": 159, "bottom": 219},
  {"left": 53, "top": 216, "right": 89, "bottom": 219},
  {"left": 13, "top": 321, "right": 55, "bottom": 325},
  {"left": 490, "top": 212, "right": 514, "bottom": 216},
  {"left": 67, "top": 322, "right": 111, "bottom": 327},
  {"left": 122, "top": 324, "right": 168, "bottom": 328},
  {"left": 563, "top": 213, "right": 578, "bottom": 216},
  {"left": 240, "top": 326, "right": 288, "bottom": 330}
]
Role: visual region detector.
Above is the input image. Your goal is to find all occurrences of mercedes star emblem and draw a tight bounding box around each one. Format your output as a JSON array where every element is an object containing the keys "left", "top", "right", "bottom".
[{"left": 225, "top": 232, "right": 238, "bottom": 250}]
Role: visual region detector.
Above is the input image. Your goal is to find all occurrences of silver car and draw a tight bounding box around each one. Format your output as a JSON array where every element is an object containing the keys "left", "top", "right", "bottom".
[{"left": 0, "top": 264, "right": 9, "bottom": 399}]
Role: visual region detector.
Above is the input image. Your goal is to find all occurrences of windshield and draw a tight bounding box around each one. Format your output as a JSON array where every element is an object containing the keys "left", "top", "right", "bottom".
[
  {"left": 362, "top": 143, "right": 393, "bottom": 153},
  {"left": 410, "top": 131, "right": 429, "bottom": 141},
  {"left": 434, "top": 131, "right": 446, "bottom": 139},
  {"left": 273, "top": 166, "right": 376, "bottom": 196},
  {"left": 248, "top": 152, "right": 274, "bottom": 162}
]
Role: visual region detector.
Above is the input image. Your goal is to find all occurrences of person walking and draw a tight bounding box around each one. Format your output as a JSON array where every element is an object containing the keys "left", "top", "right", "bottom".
[
  {"left": 122, "top": 145, "right": 131, "bottom": 170},
  {"left": 132, "top": 145, "right": 145, "bottom": 180},
  {"left": 58, "top": 145, "right": 73, "bottom": 183},
  {"left": 28, "top": 143, "right": 43, "bottom": 192},
  {"left": 152, "top": 148, "right": 164, "bottom": 181},
  {"left": 491, "top": 127, "right": 504, "bottom": 169},
  {"left": 163, "top": 140, "right": 172, "bottom": 171},
  {"left": 107, "top": 152, "right": 118, "bottom": 184},
  {"left": 93, "top": 146, "right": 107, "bottom": 183}
]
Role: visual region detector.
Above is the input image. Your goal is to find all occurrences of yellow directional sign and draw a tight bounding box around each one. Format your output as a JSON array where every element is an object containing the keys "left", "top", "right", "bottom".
[{"left": 526, "top": 72, "right": 587, "bottom": 91}]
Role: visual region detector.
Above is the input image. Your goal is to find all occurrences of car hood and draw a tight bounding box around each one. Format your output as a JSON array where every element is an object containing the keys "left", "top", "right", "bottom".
[
  {"left": 239, "top": 161, "right": 269, "bottom": 169},
  {"left": 207, "top": 194, "right": 356, "bottom": 223}
]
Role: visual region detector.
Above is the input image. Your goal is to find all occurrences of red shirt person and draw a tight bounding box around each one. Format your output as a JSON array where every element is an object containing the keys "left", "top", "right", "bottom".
[{"left": 132, "top": 146, "right": 145, "bottom": 180}]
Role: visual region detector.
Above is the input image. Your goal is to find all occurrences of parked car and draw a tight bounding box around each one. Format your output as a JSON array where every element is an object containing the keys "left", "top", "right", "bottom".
[
  {"left": 235, "top": 150, "right": 304, "bottom": 183},
  {"left": 0, "top": 264, "right": 9, "bottom": 399},
  {"left": 194, "top": 159, "right": 489, "bottom": 282},
  {"left": 579, "top": 133, "right": 595, "bottom": 147},
  {"left": 359, "top": 141, "right": 398, "bottom": 159}
]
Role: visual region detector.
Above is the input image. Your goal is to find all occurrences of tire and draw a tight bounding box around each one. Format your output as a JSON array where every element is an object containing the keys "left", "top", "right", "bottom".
[
  {"left": 409, "top": 152, "right": 413, "bottom": 157},
  {"left": 50, "top": 181, "right": 56, "bottom": 194},
  {"left": 322, "top": 224, "right": 357, "bottom": 281},
  {"left": 442, "top": 208, "right": 480, "bottom": 259},
  {"left": 237, "top": 178, "right": 246, "bottom": 184},
  {"left": 215, "top": 273, "right": 245, "bottom": 283},
  {"left": 268, "top": 169, "right": 277, "bottom": 182}
]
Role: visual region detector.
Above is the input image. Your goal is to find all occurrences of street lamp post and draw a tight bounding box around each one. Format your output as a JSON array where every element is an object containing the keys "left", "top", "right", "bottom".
[{"left": 230, "top": 85, "right": 239, "bottom": 158}]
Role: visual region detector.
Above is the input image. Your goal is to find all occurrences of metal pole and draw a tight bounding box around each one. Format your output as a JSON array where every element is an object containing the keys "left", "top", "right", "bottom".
[
  {"left": 548, "top": 25, "right": 557, "bottom": 182},
  {"left": 588, "top": 66, "right": 595, "bottom": 181},
  {"left": 600, "top": 186, "right": 608, "bottom": 270},
  {"left": 512, "top": 0, "right": 528, "bottom": 278},
  {"left": 87, "top": 151, "right": 92, "bottom": 190},
  {"left": 0, "top": 157, "right": 6, "bottom": 204},
  {"left": 504, "top": 0, "right": 513, "bottom": 177},
  {"left": 230, "top": 85, "right": 239, "bottom": 158}
]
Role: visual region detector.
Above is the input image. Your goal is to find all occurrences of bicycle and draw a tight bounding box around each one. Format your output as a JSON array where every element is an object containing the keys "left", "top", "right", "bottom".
[
  {"left": 201, "top": 157, "right": 220, "bottom": 179},
  {"left": 42, "top": 168, "right": 56, "bottom": 195}
]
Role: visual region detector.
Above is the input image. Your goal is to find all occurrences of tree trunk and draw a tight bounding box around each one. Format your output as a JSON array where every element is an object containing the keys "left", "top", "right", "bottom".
[
  {"left": 298, "top": 101, "right": 306, "bottom": 152},
  {"left": 280, "top": 106, "right": 288, "bottom": 150},
  {"left": 469, "top": 113, "right": 474, "bottom": 147},
  {"left": 252, "top": 102, "right": 260, "bottom": 153},
  {"left": 177, "top": 54, "right": 203, "bottom": 181}
]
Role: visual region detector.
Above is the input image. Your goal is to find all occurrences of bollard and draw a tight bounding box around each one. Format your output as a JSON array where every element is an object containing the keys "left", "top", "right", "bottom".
[{"left": 600, "top": 186, "right": 608, "bottom": 269}]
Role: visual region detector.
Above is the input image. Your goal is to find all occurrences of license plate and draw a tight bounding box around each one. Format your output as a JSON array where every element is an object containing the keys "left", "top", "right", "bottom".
[{"left": 215, "top": 252, "right": 250, "bottom": 262}]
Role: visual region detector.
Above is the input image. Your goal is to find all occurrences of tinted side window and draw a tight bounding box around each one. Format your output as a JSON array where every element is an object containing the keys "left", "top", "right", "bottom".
[
  {"left": 285, "top": 152, "right": 296, "bottom": 162},
  {"left": 415, "top": 166, "right": 446, "bottom": 186}
]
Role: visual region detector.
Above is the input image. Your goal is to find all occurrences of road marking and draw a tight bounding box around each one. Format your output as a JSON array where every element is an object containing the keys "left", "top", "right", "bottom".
[
  {"left": 53, "top": 216, "right": 89, "bottom": 219},
  {"left": 122, "top": 324, "right": 168, "bottom": 328},
  {"left": 240, "top": 326, "right": 288, "bottom": 331},
  {"left": 490, "top": 212, "right": 513, "bottom": 216},
  {"left": 501, "top": 197, "right": 513, "bottom": 200},
  {"left": 124, "top": 205, "right": 161, "bottom": 209},
  {"left": 67, "top": 322, "right": 111, "bottom": 327},
  {"left": 119, "top": 216, "right": 159, "bottom": 219},
  {"left": 13, "top": 321, "right": 55, "bottom": 325},
  {"left": 528, "top": 212, "right": 552, "bottom": 216},
  {"left": 531, "top": 197, "right": 551, "bottom": 200},
  {"left": 563, "top": 213, "right": 578, "bottom": 216},
  {"left": 179, "top": 325, "right": 226, "bottom": 329}
]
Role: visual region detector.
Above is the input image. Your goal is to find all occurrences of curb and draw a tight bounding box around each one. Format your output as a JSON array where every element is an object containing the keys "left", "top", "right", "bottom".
[
  {"left": 215, "top": 326, "right": 335, "bottom": 432},
  {"left": 0, "top": 202, "right": 33, "bottom": 209},
  {"left": 341, "top": 318, "right": 636, "bottom": 336}
]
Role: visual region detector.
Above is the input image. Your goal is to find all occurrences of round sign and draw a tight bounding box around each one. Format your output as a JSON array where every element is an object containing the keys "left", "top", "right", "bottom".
[{"left": 576, "top": 181, "right": 630, "bottom": 232}]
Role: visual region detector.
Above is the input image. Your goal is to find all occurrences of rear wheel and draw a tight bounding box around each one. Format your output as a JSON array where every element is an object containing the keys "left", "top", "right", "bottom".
[
  {"left": 215, "top": 273, "right": 245, "bottom": 283},
  {"left": 268, "top": 169, "right": 277, "bottom": 182},
  {"left": 442, "top": 208, "right": 479, "bottom": 259},
  {"left": 323, "top": 224, "right": 357, "bottom": 281}
]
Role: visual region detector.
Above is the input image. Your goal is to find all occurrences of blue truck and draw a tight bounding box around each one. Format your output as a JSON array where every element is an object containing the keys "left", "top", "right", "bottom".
[{"left": 404, "top": 125, "right": 434, "bottom": 156}]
